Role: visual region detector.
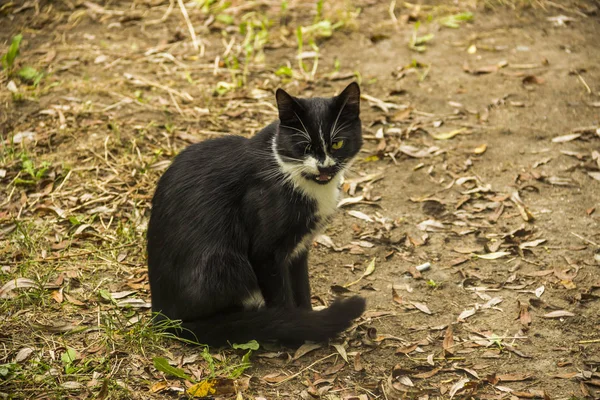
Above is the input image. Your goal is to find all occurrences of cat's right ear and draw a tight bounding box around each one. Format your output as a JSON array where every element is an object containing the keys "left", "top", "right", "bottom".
[{"left": 275, "top": 88, "right": 297, "bottom": 122}]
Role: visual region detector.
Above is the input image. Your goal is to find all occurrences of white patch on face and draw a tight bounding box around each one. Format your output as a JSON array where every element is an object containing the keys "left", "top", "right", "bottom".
[
  {"left": 272, "top": 135, "right": 342, "bottom": 219},
  {"left": 321, "top": 155, "right": 336, "bottom": 167},
  {"left": 303, "top": 157, "right": 319, "bottom": 174},
  {"left": 242, "top": 289, "right": 265, "bottom": 309}
]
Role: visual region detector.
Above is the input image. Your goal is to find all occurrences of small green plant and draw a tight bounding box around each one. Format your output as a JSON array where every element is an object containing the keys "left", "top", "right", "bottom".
[
  {"left": 409, "top": 21, "right": 434, "bottom": 52},
  {"left": 426, "top": 279, "right": 438, "bottom": 288},
  {"left": 438, "top": 12, "right": 473, "bottom": 29},
  {"left": 18, "top": 66, "right": 44, "bottom": 86},
  {"left": 2, "top": 34, "right": 45, "bottom": 87},
  {"left": 1, "top": 34, "right": 22, "bottom": 71},
  {"left": 14, "top": 154, "right": 50, "bottom": 185},
  {"left": 61, "top": 347, "right": 78, "bottom": 374}
]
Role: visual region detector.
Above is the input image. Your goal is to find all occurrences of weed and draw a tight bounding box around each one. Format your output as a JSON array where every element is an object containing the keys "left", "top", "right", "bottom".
[
  {"left": 409, "top": 21, "right": 434, "bottom": 52},
  {"left": 18, "top": 66, "right": 44, "bottom": 86},
  {"left": 1, "top": 34, "right": 22, "bottom": 71},
  {"left": 438, "top": 12, "right": 473, "bottom": 28}
]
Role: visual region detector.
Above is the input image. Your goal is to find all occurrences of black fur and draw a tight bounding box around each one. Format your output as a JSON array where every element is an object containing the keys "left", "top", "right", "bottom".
[{"left": 147, "top": 83, "right": 365, "bottom": 346}]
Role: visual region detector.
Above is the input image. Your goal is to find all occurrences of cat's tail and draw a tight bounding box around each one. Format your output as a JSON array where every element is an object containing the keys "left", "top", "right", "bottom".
[{"left": 164, "top": 296, "right": 366, "bottom": 346}]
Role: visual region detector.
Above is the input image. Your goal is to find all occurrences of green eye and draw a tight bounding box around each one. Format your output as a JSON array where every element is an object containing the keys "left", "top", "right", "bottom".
[{"left": 331, "top": 140, "right": 344, "bottom": 150}]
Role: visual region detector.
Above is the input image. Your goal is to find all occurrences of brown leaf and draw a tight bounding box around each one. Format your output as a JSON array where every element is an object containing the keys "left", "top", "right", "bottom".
[
  {"left": 262, "top": 372, "right": 287, "bottom": 383},
  {"left": 406, "top": 266, "right": 422, "bottom": 279},
  {"left": 497, "top": 373, "right": 533, "bottom": 382},
  {"left": 395, "top": 343, "right": 419, "bottom": 355},
  {"left": 150, "top": 381, "right": 169, "bottom": 393},
  {"left": 392, "top": 288, "right": 403, "bottom": 305},
  {"left": 512, "top": 390, "right": 549, "bottom": 399},
  {"left": 519, "top": 301, "right": 532, "bottom": 326},
  {"left": 323, "top": 362, "right": 345, "bottom": 376},
  {"left": 51, "top": 288, "right": 63, "bottom": 303},
  {"left": 552, "top": 372, "right": 580, "bottom": 379},
  {"left": 293, "top": 343, "right": 321, "bottom": 360},
  {"left": 522, "top": 75, "right": 544, "bottom": 85},
  {"left": 354, "top": 353, "right": 364, "bottom": 372},
  {"left": 443, "top": 325, "right": 454, "bottom": 355},
  {"left": 411, "top": 301, "right": 432, "bottom": 315},
  {"left": 412, "top": 367, "right": 442, "bottom": 379},
  {"left": 543, "top": 310, "right": 575, "bottom": 318},
  {"left": 504, "top": 344, "right": 532, "bottom": 358}
]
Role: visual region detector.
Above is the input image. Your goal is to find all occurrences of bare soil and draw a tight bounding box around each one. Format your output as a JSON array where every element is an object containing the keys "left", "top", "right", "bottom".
[{"left": 1, "top": 1, "right": 599, "bottom": 399}]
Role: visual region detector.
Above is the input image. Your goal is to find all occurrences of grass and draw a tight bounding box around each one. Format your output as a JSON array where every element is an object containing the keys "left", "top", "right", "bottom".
[{"left": 2, "top": 0, "right": 596, "bottom": 399}]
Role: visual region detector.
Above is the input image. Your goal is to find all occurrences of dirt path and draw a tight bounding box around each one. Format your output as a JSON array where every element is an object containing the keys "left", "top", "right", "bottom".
[{"left": 1, "top": 1, "right": 599, "bottom": 399}]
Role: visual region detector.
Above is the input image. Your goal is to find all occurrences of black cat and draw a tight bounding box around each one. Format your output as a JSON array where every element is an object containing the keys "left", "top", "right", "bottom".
[{"left": 147, "top": 83, "right": 366, "bottom": 346}]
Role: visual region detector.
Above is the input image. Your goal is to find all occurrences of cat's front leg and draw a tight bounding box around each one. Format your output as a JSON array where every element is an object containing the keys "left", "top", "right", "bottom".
[
  {"left": 254, "top": 254, "right": 295, "bottom": 309},
  {"left": 289, "top": 251, "right": 312, "bottom": 310}
]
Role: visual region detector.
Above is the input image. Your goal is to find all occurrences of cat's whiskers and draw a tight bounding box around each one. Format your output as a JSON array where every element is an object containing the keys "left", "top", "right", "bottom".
[
  {"left": 280, "top": 123, "right": 310, "bottom": 142},
  {"left": 330, "top": 122, "right": 351, "bottom": 142},
  {"left": 330, "top": 95, "right": 350, "bottom": 141}
]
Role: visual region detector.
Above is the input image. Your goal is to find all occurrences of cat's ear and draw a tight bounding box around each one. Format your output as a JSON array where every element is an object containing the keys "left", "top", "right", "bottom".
[
  {"left": 275, "top": 88, "right": 298, "bottom": 122},
  {"left": 336, "top": 82, "right": 360, "bottom": 117}
]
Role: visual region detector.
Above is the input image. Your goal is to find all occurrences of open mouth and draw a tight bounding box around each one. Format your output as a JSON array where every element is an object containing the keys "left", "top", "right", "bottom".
[{"left": 304, "top": 172, "right": 334, "bottom": 184}]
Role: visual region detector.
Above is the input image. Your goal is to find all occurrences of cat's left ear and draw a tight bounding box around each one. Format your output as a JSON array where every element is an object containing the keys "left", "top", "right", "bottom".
[
  {"left": 336, "top": 82, "right": 360, "bottom": 117},
  {"left": 275, "top": 88, "right": 298, "bottom": 123}
]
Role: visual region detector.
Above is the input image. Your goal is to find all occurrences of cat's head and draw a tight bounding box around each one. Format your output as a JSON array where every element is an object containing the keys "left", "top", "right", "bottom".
[{"left": 273, "top": 82, "right": 362, "bottom": 186}]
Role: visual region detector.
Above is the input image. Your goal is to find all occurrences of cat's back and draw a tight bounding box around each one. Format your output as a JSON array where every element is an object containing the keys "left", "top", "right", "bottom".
[{"left": 153, "top": 135, "right": 251, "bottom": 210}]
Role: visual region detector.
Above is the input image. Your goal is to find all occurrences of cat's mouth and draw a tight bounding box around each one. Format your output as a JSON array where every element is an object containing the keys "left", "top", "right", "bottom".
[{"left": 303, "top": 172, "right": 335, "bottom": 184}]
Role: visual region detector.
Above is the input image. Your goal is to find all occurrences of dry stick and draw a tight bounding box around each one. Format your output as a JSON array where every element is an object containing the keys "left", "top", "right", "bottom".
[
  {"left": 128, "top": 74, "right": 193, "bottom": 102},
  {"left": 575, "top": 71, "right": 592, "bottom": 95},
  {"left": 570, "top": 232, "right": 599, "bottom": 247},
  {"left": 578, "top": 339, "right": 600, "bottom": 344},
  {"left": 177, "top": 0, "right": 202, "bottom": 55},
  {"left": 270, "top": 353, "right": 337, "bottom": 386},
  {"left": 145, "top": 0, "right": 174, "bottom": 25},
  {"left": 27, "top": 243, "right": 139, "bottom": 263}
]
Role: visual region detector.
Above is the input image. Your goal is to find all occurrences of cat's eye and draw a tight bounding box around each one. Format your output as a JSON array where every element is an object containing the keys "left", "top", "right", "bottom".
[{"left": 331, "top": 140, "right": 344, "bottom": 150}]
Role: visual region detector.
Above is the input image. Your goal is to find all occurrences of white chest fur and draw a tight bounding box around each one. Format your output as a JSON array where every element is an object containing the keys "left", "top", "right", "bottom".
[
  {"left": 272, "top": 135, "right": 343, "bottom": 261},
  {"left": 287, "top": 177, "right": 341, "bottom": 260}
]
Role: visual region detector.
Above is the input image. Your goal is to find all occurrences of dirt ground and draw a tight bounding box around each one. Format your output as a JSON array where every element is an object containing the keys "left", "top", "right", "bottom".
[{"left": 1, "top": 0, "right": 599, "bottom": 399}]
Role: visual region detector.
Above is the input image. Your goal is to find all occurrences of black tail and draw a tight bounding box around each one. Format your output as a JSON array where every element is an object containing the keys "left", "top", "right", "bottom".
[{"left": 165, "top": 296, "right": 366, "bottom": 346}]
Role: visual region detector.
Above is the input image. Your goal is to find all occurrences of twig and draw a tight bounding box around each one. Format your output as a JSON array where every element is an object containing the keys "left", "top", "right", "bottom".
[
  {"left": 145, "top": 0, "right": 174, "bottom": 25},
  {"left": 570, "top": 232, "right": 599, "bottom": 247},
  {"left": 126, "top": 74, "right": 193, "bottom": 102},
  {"left": 575, "top": 71, "right": 592, "bottom": 95},
  {"left": 11, "top": 243, "right": 140, "bottom": 263},
  {"left": 578, "top": 339, "right": 600, "bottom": 344},
  {"left": 177, "top": 0, "right": 202, "bottom": 55},
  {"left": 270, "top": 353, "right": 337, "bottom": 386}
]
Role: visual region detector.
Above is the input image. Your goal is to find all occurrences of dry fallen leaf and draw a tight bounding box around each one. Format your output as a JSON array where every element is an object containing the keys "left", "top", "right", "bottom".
[
  {"left": 552, "top": 133, "right": 581, "bottom": 143},
  {"left": 449, "top": 378, "right": 469, "bottom": 398},
  {"left": 395, "top": 343, "right": 419, "bottom": 354},
  {"left": 14, "top": 347, "right": 34, "bottom": 363},
  {"left": 293, "top": 343, "right": 322, "bottom": 360},
  {"left": 475, "top": 251, "right": 511, "bottom": 260},
  {"left": 430, "top": 128, "right": 468, "bottom": 140},
  {"left": 498, "top": 373, "right": 533, "bottom": 382},
  {"left": 443, "top": 325, "right": 454, "bottom": 355},
  {"left": 518, "top": 301, "right": 532, "bottom": 326},
  {"left": 392, "top": 287, "right": 403, "bottom": 305},
  {"left": 472, "top": 144, "right": 487, "bottom": 154},
  {"left": 344, "top": 257, "right": 376, "bottom": 288},
  {"left": 543, "top": 310, "right": 575, "bottom": 318},
  {"left": 0, "top": 278, "right": 37, "bottom": 298},
  {"left": 262, "top": 372, "right": 287, "bottom": 384},
  {"left": 411, "top": 301, "right": 432, "bottom": 315},
  {"left": 457, "top": 308, "right": 476, "bottom": 321},
  {"left": 347, "top": 210, "right": 373, "bottom": 222},
  {"left": 332, "top": 343, "right": 348, "bottom": 363}
]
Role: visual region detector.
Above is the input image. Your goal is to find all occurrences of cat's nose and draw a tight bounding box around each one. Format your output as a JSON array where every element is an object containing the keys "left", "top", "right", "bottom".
[{"left": 317, "top": 166, "right": 335, "bottom": 175}]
